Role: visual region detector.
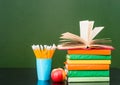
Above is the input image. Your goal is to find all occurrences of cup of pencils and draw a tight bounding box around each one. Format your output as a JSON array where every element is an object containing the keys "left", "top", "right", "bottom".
[{"left": 32, "top": 44, "right": 56, "bottom": 80}]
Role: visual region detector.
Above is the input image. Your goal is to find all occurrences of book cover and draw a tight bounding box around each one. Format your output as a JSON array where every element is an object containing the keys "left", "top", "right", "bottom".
[
  {"left": 66, "top": 54, "right": 111, "bottom": 60},
  {"left": 65, "top": 64, "right": 109, "bottom": 70},
  {"left": 67, "top": 70, "right": 109, "bottom": 77},
  {"left": 66, "top": 59, "right": 111, "bottom": 64}
]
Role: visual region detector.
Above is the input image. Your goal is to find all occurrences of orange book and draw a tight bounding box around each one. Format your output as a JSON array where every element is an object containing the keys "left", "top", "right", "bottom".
[
  {"left": 67, "top": 49, "right": 111, "bottom": 55},
  {"left": 65, "top": 64, "right": 110, "bottom": 70}
]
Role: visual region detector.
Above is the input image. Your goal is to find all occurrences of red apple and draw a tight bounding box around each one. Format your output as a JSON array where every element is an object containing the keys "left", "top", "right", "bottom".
[{"left": 51, "top": 68, "right": 66, "bottom": 82}]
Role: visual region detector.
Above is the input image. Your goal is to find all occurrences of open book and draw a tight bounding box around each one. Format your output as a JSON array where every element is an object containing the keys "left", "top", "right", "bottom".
[{"left": 57, "top": 20, "right": 114, "bottom": 50}]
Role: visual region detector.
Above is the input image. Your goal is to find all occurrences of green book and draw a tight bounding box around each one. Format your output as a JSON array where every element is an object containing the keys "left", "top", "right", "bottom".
[
  {"left": 68, "top": 70, "right": 109, "bottom": 77},
  {"left": 68, "top": 82, "right": 109, "bottom": 85},
  {"left": 66, "top": 54, "right": 111, "bottom": 60},
  {"left": 67, "top": 77, "right": 110, "bottom": 83}
]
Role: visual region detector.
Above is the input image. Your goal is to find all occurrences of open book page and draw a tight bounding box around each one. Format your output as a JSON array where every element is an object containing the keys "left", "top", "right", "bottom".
[
  {"left": 88, "top": 21, "right": 94, "bottom": 41},
  {"left": 91, "top": 27, "right": 104, "bottom": 40},
  {"left": 90, "top": 38, "right": 112, "bottom": 44},
  {"left": 60, "top": 32, "right": 86, "bottom": 44},
  {"left": 80, "top": 20, "right": 90, "bottom": 42},
  {"left": 79, "top": 20, "right": 94, "bottom": 44}
]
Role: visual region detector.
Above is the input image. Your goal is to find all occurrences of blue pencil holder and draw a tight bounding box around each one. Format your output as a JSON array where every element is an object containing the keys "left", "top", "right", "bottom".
[
  {"left": 37, "top": 80, "right": 50, "bottom": 85},
  {"left": 36, "top": 58, "right": 52, "bottom": 80}
]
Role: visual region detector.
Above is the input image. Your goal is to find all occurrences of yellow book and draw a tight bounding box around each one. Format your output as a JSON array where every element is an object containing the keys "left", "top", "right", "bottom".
[{"left": 66, "top": 59, "right": 111, "bottom": 64}]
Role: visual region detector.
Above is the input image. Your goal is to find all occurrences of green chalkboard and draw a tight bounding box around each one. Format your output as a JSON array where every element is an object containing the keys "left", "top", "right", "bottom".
[{"left": 0, "top": 0, "right": 120, "bottom": 68}]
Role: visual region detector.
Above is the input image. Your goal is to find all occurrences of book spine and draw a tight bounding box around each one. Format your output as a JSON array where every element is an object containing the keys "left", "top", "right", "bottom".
[
  {"left": 65, "top": 64, "right": 110, "bottom": 70},
  {"left": 67, "top": 54, "right": 111, "bottom": 60},
  {"left": 66, "top": 59, "right": 111, "bottom": 64},
  {"left": 67, "top": 49, "right": 111, "bottom": 55},
  {"left": 68, "top": 70, "right": 109, "bottom": 77},
  {"left": 67, "top": 77, "right": 110, "bottom": 82}
]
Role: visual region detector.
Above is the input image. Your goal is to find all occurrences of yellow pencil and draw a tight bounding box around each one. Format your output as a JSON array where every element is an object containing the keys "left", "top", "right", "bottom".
[{"left": 32, "top": 44, "right": 56, "bottom": 59}]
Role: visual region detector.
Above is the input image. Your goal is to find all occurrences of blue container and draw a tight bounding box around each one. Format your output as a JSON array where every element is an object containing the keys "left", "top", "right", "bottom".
[
  {"left": 37, "top": 80, "right": 50, "bottom": 85},
  {"left": 36, "top": 58, "right": 52, "bottom": 80}
]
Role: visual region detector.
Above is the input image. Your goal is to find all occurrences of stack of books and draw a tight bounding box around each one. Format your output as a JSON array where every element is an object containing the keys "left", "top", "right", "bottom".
[
  {"left": 57, "top": 20, "right": 114, "bottom": 82},
  {"left": 65, "top": 48, "right": 112, "bottom": 82}
]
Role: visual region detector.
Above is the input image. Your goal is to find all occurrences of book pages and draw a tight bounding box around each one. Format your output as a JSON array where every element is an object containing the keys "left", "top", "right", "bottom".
[
  {"left": 57, "top": 20, "right": 113, "bottom": 49},
  {"left": 91, "top": 27, "right": 104, "bottom": 39},
  {"left": 88, "top": 21, "right": 94, "bottom": 41},
  {"left": 79, "top": 20, "right": 90, "bottom": 42}
]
